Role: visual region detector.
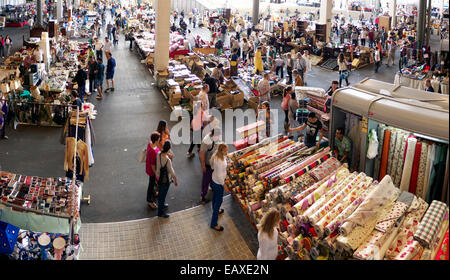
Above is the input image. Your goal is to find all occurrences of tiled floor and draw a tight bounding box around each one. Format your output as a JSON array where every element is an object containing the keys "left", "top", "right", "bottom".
[{"left": 79, "top": 195, "right": 256, "bottom": 260}]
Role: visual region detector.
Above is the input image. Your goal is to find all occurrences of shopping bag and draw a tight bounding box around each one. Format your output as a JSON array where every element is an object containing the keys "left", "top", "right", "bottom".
[{"left": 138, "top": 148, "right": 147, "bottom": 163}]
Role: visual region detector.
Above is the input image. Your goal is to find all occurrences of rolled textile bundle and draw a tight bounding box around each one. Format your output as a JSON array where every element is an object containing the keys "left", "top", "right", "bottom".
[
  {"left": 378, "top": 129, "right": 392, "bottom": 181},
  {"left": 279, "top": 220, "right": 289, "bottom": 232},
  {"left": 293, "top": 168, "right": 352, "bottom": 216},
  {"left": 321, "top": 230, "right": 339, "bottom": 254},
  {"left": 284, "top": 153, "right": 333, "bottom": 183},
  {"left": 434, "top": 229, "right": 449, "bottom": 260},
  {"left": 298, "top": 223, "right": 311, "bottom": 237},
  {"left": 415, "top": 142, "right": 429, "bottom": 200},
  {"left": 374, "top": 191, "right": 414, "bottom": 233},
  {"left": 408, "top": 142, "right": 422, "bottom": 195},
  {"left": 339, "top": 175, "right": 400, "bottom": 236},
  {"left": 413, "top": 200, "right": 448, "bottom": 248},
  {"left": 386, "top": 130, "right": 398, "bottom": 176},
  {"left": 422, "top": 144, "right": 435, "bottom": 200},
  {"left": 399, "top": 137, "right": 418, "bottom": 191},
  {"left": 279, "top": 148, "right": 332, "bottom": 180},
  {"left": 394, "top": 134, "right": 409, "bottom": 186},
  {"left": 314, "top": 176, "right": 373, "bottom": 238},
  {"left": 430, "top": 213, "right": 449, "bottom": 260},
  {"left": 309, "top": 157, "right": 341, "bottom": 181},
  {"left": 287, "top": 224, "right": 299, "bottom": 238},
  {"left": 324, "top": 184, "right": 376, "bottom": 236},
  {"left": 308, "top": 173, "right": 369, "bottom": 227},
  {"left": 299, "top": 172, "right": 357, "bottom": 223},
  {"left": 286, "top": 211, "right": 295, "bottom": 225},
  {"left": 301, "top": 248, "right": 311, "bottom": 260},
  {"left": 294, "top": 215, "right": 303, "bottom": 229},
  {"left": 292, "top": 234, "right": 303, "bottom": 251},
  {"left": 311, "top": 236, "right": 319, "bottom": 247},
  {"left": 385, "top": 196, "right": 429, "bottom": 259},
  {"left": 291, "top": 171, "right": 337, "bottom": 204},
  {"left": 309, "top": 246, "right": 320, "bottom": 260},
  {"left": 394, "top": 240, "right": 424, "bottom": 260},
  {"left": 390, "top": 131, "right": 404, "bottom": 182}
]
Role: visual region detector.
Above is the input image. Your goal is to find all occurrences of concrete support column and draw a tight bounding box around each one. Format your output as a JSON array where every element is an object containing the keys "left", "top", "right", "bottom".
[
  {"left": 37, "top": 0, "right": 43, "bottom": 27},
  {"left": 426, "top": 0, "right": 432, "bottom": 46},
  {"left": 375, "top": 0, "right": 380, "bottom": 14},
  {"left": 56, "top": 0, "right": 63, "bottom": 22},
  {"left": 154, "top": 0, "right": 171, "bottom": 72},
  {"left": 417, "top": 0, "right": 426, "bottom": 48},
  {"left": 392, "top": 0, "right": 397, "bottom": 28},
  {"left": 252, "top": 0, "right": 259, "bottom": 28},
  {"left": 319, "top": 0, "right": 332, "bottom": 43}
]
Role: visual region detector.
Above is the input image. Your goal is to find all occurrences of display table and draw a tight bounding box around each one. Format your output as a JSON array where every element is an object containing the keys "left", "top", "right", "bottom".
[{"left": 394, "top": 73, "right": 442, "bottom": 92}]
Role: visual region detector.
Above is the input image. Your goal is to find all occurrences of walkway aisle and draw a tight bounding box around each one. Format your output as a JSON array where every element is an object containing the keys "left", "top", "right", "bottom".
[{"left": 79, "top": 195, "right": 256, "bottom": 260}]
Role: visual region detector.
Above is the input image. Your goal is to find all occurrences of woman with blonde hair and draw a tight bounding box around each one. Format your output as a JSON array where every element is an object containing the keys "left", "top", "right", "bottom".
[
  {"left": 209, "top": 143, "right": 229, "bottom": 231},
  {"left": 257, "top": 209, "right": 281, "bottom": 260}
]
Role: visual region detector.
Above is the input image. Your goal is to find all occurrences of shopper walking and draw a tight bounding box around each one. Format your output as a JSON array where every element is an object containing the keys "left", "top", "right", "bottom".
[
  {"left": 302, "top": 50, "right": 312, "bottom": 86},
  {"left": 5, "top": 36, "right": 12, "bottom": 57},
  {"left": 199, "top": 127, "right": 220, "bottom": 205},
  {"left": 107, "top": 22, "right": 113, "bottom": 40},
  {"left": 374, "top": 46, "right": 381, "bottom": 73},
  {"left": 0, "top": 35, "right": 4, "bottom": 58},
  {"left": 94, "top": 38, "right": 103, "bottom": 61},
  {"left": 209, "top": 143, "right": 228, "bottom": 231},
  {"left": 0, "top": 98, "right": 8, "bottom": 139},
  {"left": 287, "top": 89, "right": 299, "bottom": 139},
  {"left": 281, "top": 86, "right": 292, "bottom": 132},
  {"left": 187, "top": 102, "right": 206, "bottom": 158},
  {"left": 88, "top": 56, "right": 97, "bottom": 94},
  {"left": 105, "top": 52, "right": 116, "bottom": 92},
  {"left": 286, "top": 53, "right": 294, "bottom": 84},
  {"left": 254, "top": 46, "right": 264, "bottom": 75},
  {"left": 257, "top": 209, "right": 281, "bottom": 260},
  {"left": 257, "top": 73, "right": 271, "bottom": 104},
  {"left": 95, "top": 57, "right": 105, "bottom": 99},
  {"left": 385, "top": 38, "right": 396, "bottom": 67},
  {"left": 155, "top": 140, "right": 178, "bottom": 218},
  {"left": 104, "top": 37, "right": 112, "bottom": 56},
  {"left": 73, "top": 65, "right": 87, "bottom": 102},
  {"left": 146, "top": 131, "right": 161, "bottom": 209},
  {"left": 337, "top": 53, "right": 350, "bottom": 87}
]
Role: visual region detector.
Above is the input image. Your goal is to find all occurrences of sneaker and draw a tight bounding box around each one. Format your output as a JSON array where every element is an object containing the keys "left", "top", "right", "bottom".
[
  {"left": 186, "top": 152, "right": 195, "bottom": 158},
  {"left": 111, "top": 88, "right": 115, "bottom": 91},
  {"left": 158, "top": 213, "right": 170, "bottom": 218}
]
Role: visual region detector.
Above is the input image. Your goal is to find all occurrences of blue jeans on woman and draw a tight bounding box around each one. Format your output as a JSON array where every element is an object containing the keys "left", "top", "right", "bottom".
[
  {"left": 157, "top": 182, "right": 170, "bottom": 216},
  {"left": 210, "top": 180, "right": 224, "bottom": 228}
]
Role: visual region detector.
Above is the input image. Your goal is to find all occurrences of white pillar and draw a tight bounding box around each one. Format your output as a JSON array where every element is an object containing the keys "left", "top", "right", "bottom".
[
  {"left": 56, "top": 0, "right": 64, "bottom": 22},
  {"left": 154, "top": 0, "right": 171, "bottom": 72},
  {"left": 37, "top": 0, "right": 43, "bottom": 26},
  {"left": 392, "top": 0, "right": 397, "bottom": 28},
  {"left": 319, "top": 0, "right": 332, "bottom": 43},
  {"left": 252, "top": 0, "right": 259, "bottom": 28}
]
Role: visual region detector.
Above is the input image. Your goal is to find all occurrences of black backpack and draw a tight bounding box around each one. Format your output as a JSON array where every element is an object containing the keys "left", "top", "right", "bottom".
[{"left": 158, "top": 154, "right": 170, "bottom": 185}]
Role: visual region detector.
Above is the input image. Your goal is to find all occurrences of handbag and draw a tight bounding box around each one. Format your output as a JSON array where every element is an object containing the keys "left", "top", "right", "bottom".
[
  {"left": 340, "top": 70, "right": 350, "bottom": 79},
  {"left": 138, "top": 147, "right": 147, "bottom": 163}
]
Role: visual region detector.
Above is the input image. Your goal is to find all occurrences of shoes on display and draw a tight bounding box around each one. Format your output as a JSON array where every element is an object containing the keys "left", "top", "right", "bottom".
[
  {"left": 158, "top": 213, "right": 170, "bottom": 218},
  {"left": 211, "top": 225, "right": 224, "bottom": 231}
]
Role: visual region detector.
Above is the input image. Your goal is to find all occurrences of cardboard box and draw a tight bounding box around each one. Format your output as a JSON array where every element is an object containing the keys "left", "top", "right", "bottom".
[
  {"left": 231, "top": 91, "right": 244, "bottom": 108},
  {"left": 216, "top": 92, "right": 232, "bottom": 110},
  {"left": 248, "top": 96, "right": 259, "bottom": 113}
]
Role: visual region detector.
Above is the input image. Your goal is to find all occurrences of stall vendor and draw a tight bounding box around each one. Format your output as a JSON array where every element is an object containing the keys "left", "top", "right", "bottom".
[
  {"left": 288, "top": 112, "right": 323, "bottom": 148},
  {"left": 334, "top": 127, "right": 351, "bottom": 163},
  {"left": 425, "top": 79, "right": 435, "bottom": 92}
]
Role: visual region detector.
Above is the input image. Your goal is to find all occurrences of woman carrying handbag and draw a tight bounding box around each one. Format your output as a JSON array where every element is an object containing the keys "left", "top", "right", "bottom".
[{"left": 337, "top": 53, "right": 350, "bottom": 87}]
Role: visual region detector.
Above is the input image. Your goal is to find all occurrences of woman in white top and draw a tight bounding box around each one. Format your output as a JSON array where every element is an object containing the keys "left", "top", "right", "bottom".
[
  {"left": 209, "top": 143, "right": 228, "bottom": 231},
  {"left": 257, "top": 209, "right": 281, "bottom": 260},
  {"left": 302, "top": 50, "right": 312, "bottom": 86},
  {"left": 155, "top": 140, "right": 178, "bottom": 218},
  {"left": 337, "top": 52, "right": 350, "bottom": 87}
]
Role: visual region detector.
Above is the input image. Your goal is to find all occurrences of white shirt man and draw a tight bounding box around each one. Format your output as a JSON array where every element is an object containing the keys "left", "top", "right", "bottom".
[
  {"left": 104, "top": 38, "right": 112, "bottom": 54},
  {"left": 94, "top": 39, "right": 103, "bottom": 51}
]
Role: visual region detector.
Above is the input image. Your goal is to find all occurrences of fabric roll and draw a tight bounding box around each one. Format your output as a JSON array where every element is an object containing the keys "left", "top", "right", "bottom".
[
  {"left": 413, "top": 200, "right": 448, "bottom": 248},
  {"left": 373, "top": 125, "right": 387, "bottom": 181},
  {"left": 308, "top": 157, "right": 341, "bottom": 181},
  {"left": 422, "top": 144, "right": 436, "bottom": 200},
  {"left": 298, "top": 223, "right": 311, "bottom": 237},
  {"left": 314, "top": 177, "right": 372, "bottom": 237},
  {"left": 378, "top": 129, "right": 391, "bottom": 181},
  {"left": 394, "top": 134, "right": 409, "bottom": 186},
  {"left": 324, "top": 183, "right": 376, "bottom": 236},
  {"left": 353, "top": 223, "right": 401, "bottom": 260},
  {"left": 386, "top": 130, "right": 398, "bottom": 176},
  {"left": 321, "top": 230, "right": 339, "bottom": 253},
  {"left": 415, "top": 142, "right": 429, "bottom": 199},
  {"left": 292, "top": 171, "right": 337, "bottom": 204},
  {"left": 286, "top": 212, "right": 295, "bottom": 225},
  {"left": 399, "top": 137, "right": 418, "bottom": 192},
  {"left": 430, "top": 215, "right": 449, "bottom": 260},
  {"left": 300, "top": 173, "right": 357, "bottom": 223},
  {"left": 394, "top": 240, "right": 424, "bottom": 260},
  {"left": 389, "top": 131, "right": 404, "bottom": 181},
  {"left": 374, "top": 200, "right": 409, "bottom": 233},
  {"left": 339, "top": 175, "right": 400, "bottom": 236},
  {"left": 408, "top": 142, "right": 422, "bottom": 195},
  {"left": 434, "top": 229, "right": 449, "bottom": 260},
  {"left": 294, "top": 169, "right": 353, "bottom": 216},
  {"left": 311, "top": 174, "right": 372, "bottom": 235},
  {"left": 385, "top": 196, "right": 429, "bottom": 260},
  {"left": 441, "top": 147, "right": 449, "bottom": 204}
]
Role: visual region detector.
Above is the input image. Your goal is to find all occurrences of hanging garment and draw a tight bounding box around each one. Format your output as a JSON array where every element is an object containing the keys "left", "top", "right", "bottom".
[
  {"left": 415, "top": 142, "right": 429, "bottom": 199},
  {"left": 386, "top": 129, "right": 398, "bottom": 176},
  {"left": 366, "top": 129, "right": 378, "bottom": 160},
  {"left": 378, "top": 129, "right": 391, "bottom": 181},
  {"left": 422, "top": 144, "right": 435, "bottom": 200},
  {"left": 442, "top": 148, "right": 449, "bottom": 204},
  {"left": 85, "top": 119, "right": 95, "bottom": 166},
  {"left": 426, "top": 145, "right": 447, "bottom": 202},
  {"left": 400, "top": 137, "right": 417, "bottom": 192},
  {"left": 409, "top": 142, "right": 422, "bottom": 195},
  {"left": 345, "top": 113, "right": 361, "bottom": 170},
  {"left": 373, "top": 124, "right": 387, "bottom": 181},
  {"left": 390, "top": 131, "right": 405, "bottom": 184}
]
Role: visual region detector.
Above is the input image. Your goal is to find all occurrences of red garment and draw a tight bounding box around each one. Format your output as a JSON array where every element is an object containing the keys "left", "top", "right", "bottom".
[
  {"left": 145, "top": 143, "right": 160, "bottom": 176},
  {"left": 409, "top": 142, "right": 422, "bottom": 195}
]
